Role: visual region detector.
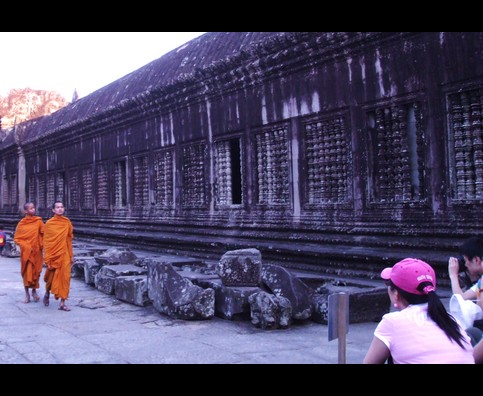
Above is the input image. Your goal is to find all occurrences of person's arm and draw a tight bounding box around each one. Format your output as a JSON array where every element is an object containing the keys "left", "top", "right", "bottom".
[
  {"left": 449, "top": 257, "right": 477, "bottom": 299},
  {"left": 476, "top": 283, "right": 483, "bottom": 311},
  {"left": 473, "top": 338, "right": 483, "bottom": 364},
  {"left": 13, "top": 226, "right": 27, "bottom": 251},
  {"left": 449, "top": 257, "right": 464, "bottom": 295},
  {"left": 38, "top": 221, "right": 44, "bottom": 251},
  {"left": 68, "top": 223, "right": 74, "bottom": 264},
  {"left": 363, "top": 336, "right": 390, "bottom": 364}
]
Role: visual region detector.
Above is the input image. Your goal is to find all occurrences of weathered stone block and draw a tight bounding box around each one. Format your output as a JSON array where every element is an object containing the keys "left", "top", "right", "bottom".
[
  {"left": 347, "top": 287, "right": 390, "bottom": 323},
  {"left": 311, "top": 294, "right": 329, "bottom": 324},
  {"left": 95, "top": 273, "right": 116, "bottom": 295},
  {"left": 84, "top": 260, "right": 103, "bottom": 285},
  {"left": 72, "top": 257, "right": 96, "bottom": 279},
  {"left": 308, "top": 279, "right": 390, "bottom": 324},
  {"left": 74, "top": 247, "right": 106, "bottom": 257},
  {"left": 95, "top": 247, "right": 138, "bottom": 265},
  {"left": 217, "top": 248, "right": 261, "bottom": 286},
  {"left": 261, "top": 264, "right": 313, "bottom": 320},
  {"left": 147, "top": 261, "right": 215, "bottom": 320},
  {"left": 136, "top": 255, "right": 203, "bottom": 269},
  {"left": 194, "top": 278, "right": 262, "bottom": 320},
  {"left": 95, "top": 264, "right": 148, "bottom": 295},
  {"left": 248, "top": 291, "right": 292, "bottom": 329},
  {"left": 115, "top": 275, "right": 150, "bottom": 306},
  {"left": 100, "top": 264, "right": 147, "bottom": 277}
]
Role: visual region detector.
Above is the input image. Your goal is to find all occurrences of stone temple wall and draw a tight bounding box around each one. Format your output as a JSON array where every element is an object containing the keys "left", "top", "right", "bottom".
[{"left": 0, "top": 32, "right": 482, "bottom": 281}]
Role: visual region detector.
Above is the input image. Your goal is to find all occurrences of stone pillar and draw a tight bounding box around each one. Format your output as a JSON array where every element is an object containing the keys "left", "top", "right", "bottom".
[{"left": 15, "top": 126, "right": 26, "bottom": 211}]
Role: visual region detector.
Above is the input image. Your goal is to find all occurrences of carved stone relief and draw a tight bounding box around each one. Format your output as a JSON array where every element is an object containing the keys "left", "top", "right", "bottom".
[
  {"left": 255, "top": 126, "right": 289, "bottom": 205},
  {"left": 304, "top": 116, "right": 348, "bottom": 204},
  {"left": 68, "top": 172, "right": 79, "bottom": 209},
  {"left": 82, "top": 167, "right": 93, "bottom": 209},
  {"left": 56, "top": 172, "right": 64, "bottom": 203},
  {"left": 154, "top": 149, "right": 174, "bottom": 207},
  {"left": 368, "top": 102, "right": 424, "bottom": 203},
  {"left": 114, "top": 160, "right": 127, "bottom": 208},
  {"left": 182, "top": 144, "right": 206, "bottom": 208},
  {"left": 133, "top": 156, "right": 148, "bottom": 206},
  {"left": 37, "top": 176, "right": 45, "bottom": 209},
  {"left": 46, "top": 174, "right": 55, "bottom": 206},
  {"left": 448, "top": 88, "right": 483, "bottom": 200},
  {"left": 28, "top": 175, "right": 35, "bottom": 205},
  {"left": 96, "top": 163, "right": 109, "bottom": 209},
  {"left": 214, "top": 139, "right": 242, "bottom": 206}
]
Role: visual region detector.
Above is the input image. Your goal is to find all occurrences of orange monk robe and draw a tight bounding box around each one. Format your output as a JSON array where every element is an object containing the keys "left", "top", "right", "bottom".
[
  {"left": 43, "top": 215, "right": 73, "bottom": 300},
  {"left": 14, "top": 215, "right": 44, "bottom": 288}
]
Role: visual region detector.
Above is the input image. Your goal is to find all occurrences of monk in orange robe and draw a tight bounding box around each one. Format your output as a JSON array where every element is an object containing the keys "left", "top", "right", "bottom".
[
  {"left": 14, "top": 202, "right": 44, "bottom": 303},
  {"left": 43, "top": 201, "right": 74, "bottom": 311}
]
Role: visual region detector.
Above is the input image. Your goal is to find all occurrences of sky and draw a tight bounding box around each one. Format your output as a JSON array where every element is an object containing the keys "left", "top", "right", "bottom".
[{"left": 0, "top": 32, "right": 206, "bottom": 101}]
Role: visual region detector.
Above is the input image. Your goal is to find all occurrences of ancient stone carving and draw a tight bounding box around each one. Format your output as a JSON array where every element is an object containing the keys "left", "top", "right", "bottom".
[
  {"left": 94, "top": 247, "right": 138, "bottom": 265},
  {"left": 133, "top": 156, "right": 149, "bottom": 206},
  {"left": 4, "top": 174, "right": 17, "bottom": 206},
  {"left": 248, "top": 291, "right": 292, "bottom": 329},
  {"left": 115, "top": 275, "right": 150, "bottom": 306},
  {"left": 217, "top": 248, "right": 262, "bottom": 286},
  {"left": 255, "top": 126, "right": 289, "bottom": 205},
  {"left": 154, "top": 149, "right": 174, "bottom": 207},
  {"left": 68, "top": 172, "right": 79, "bottom": 209},
  {"left": 182, "top": 144, "right": 206, "bottom": 208},
  {"left": 368, "top": 101, "right": 424, "bottom": 202},
  {"left": 193, "top": 278, "right": 261, "bottom": 320},
  {"left": 261, "top": 264, "right": 313, "bottom": 320},
  {"left": 304, "top": 116, "right": 349, "bottom": 204},
  {"left": 38, "top": 176, "right": 46, "bottom": 209},
  {"left": 82, "top": 168, "right": 93, "bottom": 209},
  {"left": 448, "top": 88, "right": 483, "bottom": 200},
  {"left": 96, "top": 163, "right": 109, "bottom": 209},
  {"left": 114, "top": 160, "right": 127, "bottom": 208},
  {"left": 147, "top": 260, "right": 215, "bottom": 320},
  {"left": 28, "top": 175, "right": 36, "bottom": 205},
  {"left": 95, "top": 264, "right": 147, "bottom": 295},
  {"left": 47, "top": 174, "right": 55, "bottom": 205}
]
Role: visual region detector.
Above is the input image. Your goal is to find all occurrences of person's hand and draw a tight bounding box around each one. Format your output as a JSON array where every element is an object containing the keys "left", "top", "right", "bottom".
[{"left": 448, "top": 256, "right": 460, "bottom": 278}]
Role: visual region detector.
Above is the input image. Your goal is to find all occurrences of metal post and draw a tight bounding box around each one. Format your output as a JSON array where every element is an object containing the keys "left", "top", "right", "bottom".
[
  {"left": 328, "top": 292, "right": 349, "bottom": 364},
  {"left": 337, "top": 293, "right": 348, "bottom": 364}
]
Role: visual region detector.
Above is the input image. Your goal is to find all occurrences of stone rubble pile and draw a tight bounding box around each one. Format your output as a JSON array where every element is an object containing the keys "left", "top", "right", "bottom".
[{"left": 69, "top": 244, "right": 389, "bottom": 329}]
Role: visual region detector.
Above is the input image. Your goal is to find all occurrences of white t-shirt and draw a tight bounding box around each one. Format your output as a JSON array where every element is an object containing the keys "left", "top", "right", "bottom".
[
  {"left": 470, "top": 276, "right": 483, "bottom": 297},
  {"left": 374, "top": 304, "right": 474, "bottom": 364}
]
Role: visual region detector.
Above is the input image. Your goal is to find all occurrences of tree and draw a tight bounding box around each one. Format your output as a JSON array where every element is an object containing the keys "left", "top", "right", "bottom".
[{"left": 0, "top": 88, "right": 68, "bottom": 130}]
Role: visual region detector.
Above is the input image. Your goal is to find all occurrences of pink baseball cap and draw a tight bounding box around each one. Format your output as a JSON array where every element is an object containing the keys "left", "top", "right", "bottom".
[{"left": 380, "top": 258, "right": 436, "bottom": 295}]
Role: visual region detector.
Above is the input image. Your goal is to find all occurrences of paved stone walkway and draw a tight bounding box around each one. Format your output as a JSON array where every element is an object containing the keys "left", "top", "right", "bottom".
[{"left": 0, "top": 252, "right": 381, "bottom": 364}]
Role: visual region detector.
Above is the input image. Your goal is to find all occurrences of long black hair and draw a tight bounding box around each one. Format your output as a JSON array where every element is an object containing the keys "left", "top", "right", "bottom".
[{"left": 387, "top": 279, "right": 470, "bottom": 349}]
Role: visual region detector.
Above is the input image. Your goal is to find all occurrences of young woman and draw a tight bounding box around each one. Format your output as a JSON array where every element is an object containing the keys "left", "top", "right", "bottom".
[{"left": 364, "top": 258, "right": 474, "bottom": 364}]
